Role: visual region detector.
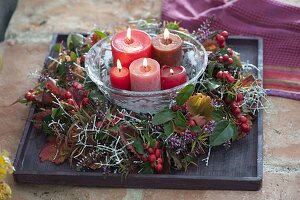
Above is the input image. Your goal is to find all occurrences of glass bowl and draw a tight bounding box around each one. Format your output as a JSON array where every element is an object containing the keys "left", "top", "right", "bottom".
[{"left": 85, "top": 30, "right": 208, "bottom": 114}]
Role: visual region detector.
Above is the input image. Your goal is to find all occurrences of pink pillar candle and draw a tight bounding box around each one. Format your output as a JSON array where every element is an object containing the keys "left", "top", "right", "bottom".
[
  {"left": 161, "top": 65, "right": 187, "bottom": 90},
  {"left": 111, "top": 28, "right": 152, "bottom": 68},
  {"left": 129, "top": 58, "right": 161, "bottom": 91}
]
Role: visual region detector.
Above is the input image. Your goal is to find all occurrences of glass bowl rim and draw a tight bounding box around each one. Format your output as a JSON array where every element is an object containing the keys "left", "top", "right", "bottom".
[{"left": 85, "top": 29, "right": 208, "bottom": 96}]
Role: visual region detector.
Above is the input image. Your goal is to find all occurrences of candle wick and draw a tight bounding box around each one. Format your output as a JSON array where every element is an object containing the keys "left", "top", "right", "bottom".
[{"left": 118, "top": 68, "right": 121, "bottom": 73}]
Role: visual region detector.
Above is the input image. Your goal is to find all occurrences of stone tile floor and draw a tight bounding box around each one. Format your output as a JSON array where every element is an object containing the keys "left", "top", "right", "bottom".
[{"left": 1, "top": 0, "right": 299, "bottom": 199}]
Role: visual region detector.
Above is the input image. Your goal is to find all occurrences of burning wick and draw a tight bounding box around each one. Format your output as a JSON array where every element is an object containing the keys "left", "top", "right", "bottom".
[
  {"left": 117, "top": 59, "right": 122, "bottom": 72},
  {"left": 126, "top": 27, "right": 131, "bottom": 42},
  {"left": 143, "top": 58, "right": 148, "bottom": 72},
  {"left": 164, "top": 28, "right": 170, "bottom": 41},
  {"left": 170, "top": 68, "right": 174, "bottom": 75},
  {"left": 143, "top": 58, "right": 147, "bottom": 68}
]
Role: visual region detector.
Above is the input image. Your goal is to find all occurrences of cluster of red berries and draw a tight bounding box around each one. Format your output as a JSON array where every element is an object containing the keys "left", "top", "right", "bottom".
[
  {"left": 218, "top": 49, "right": 234, "bottom": 65},
  {"left": 24, "top": 89, "right": 36, "bottom": 101},
  {"left": 65, "top": 82, "right": 89, "bottom": 107},
  {"left": 224, "top": 93, "right": 250, "bottom": 134},
  {"left": 216, "top": 70, "right": 235, "bottom": 84},
  {"left": 215, "top": 31, "right": 229, "bottom": 48},
  {"left": 142, "top": 141, "right": 163, "bottom": 173}
]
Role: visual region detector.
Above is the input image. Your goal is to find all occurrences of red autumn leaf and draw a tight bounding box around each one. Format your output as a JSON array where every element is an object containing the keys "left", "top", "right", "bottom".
[
  {"left": 118, "top": 125, "right": 141, "bottom": 159},
  {"left": 39, "top": 139, "right": 71, "bottom": 165}
]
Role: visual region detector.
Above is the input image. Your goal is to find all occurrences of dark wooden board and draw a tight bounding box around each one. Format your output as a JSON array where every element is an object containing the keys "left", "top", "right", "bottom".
[{"left": 13, "top": 34, "right": 263, "bottom": 190}]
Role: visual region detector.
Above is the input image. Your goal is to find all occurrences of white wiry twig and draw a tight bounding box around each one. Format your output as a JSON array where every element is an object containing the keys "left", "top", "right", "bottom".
[{"left": 202, "top": 146, "right": 212, "bottom": 166}]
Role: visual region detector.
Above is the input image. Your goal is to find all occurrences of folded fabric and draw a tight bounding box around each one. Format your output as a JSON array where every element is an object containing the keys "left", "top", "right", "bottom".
[{"left": 162, "top": 0, "right": 300, "bottom": 100}]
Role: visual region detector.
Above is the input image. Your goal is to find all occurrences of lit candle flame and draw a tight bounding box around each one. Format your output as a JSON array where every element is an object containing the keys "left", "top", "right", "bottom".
[
  {"left": 170, "top": 68, "right": 174, "bottom": 75},
  {"left": 126, "top": 27, "right": 131, "bottom": 41},
  {"left": 143, "top": 58, "right": 147, "bottom": 68},
  {"left": 117, "top": 59, "right": 122, "bottom": 71},
  {"left": 164, "top": 28, "right": 170, "bottom": 40}
]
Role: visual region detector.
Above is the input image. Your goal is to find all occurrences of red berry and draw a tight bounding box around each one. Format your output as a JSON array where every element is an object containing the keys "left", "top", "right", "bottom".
[
  {"left": 171, "top": 105, "right": 179, "bottom": 112},
  {"left": 65, "top": 91, "right": 72, "bottom": 99},
  {"left": 218, "top": 56, "right": 223, "bottom": 63},
  {"left": 220, "top": 31, "right": 229, "bottom": 39},
  {"left": 226, "top": 75, "right": 235, "bottom": 83},
  {"left": 155, "top": 149, "right": 161, "bottom": 158},
  {"left": 148, "top": 154, "right": 156, "bottom": 163},
  {"left": 216, "top": 34, "right": 225, "bottom": 43},
  {"left": 66, "top": 98, "right": 75, "bottom": 106},
  {"left": 25, "top": 92, "right": 32, "bottom": 101},
  {"left": 223, "top": 54, "right": 229, "bottom": 62},
  {"left": 233, "top": 107, "right": 241, "bottom": 116},
  {"left": 72, "top": 82, "right": 79, "bottom": 88},
  {"left": 241, "top": 123, "right": 250, "bottom": 133},
  {"left": 238, "top": 116, "right": 247, "bottom": 124},
  {"left": 227, "top": 48, "right": 233, "bottom": 56},
  {"left": 81, "top": 54, "right": 86, "bottom": 63},
  {"left": 216, "top": 71, "right": 223, "bottom": 79},
  {"left": 155, "top": 163, "right": 163, "bottom": 172},
  {"left": 82, "top": 97, "right": 89, "bottom": 106},
  {"left": 224, "top": 97, "right": 231, "bottom": 104},
  {"left": 157, "top": 158, "right": 163, "bottom": 164},
  {"left": 237, "top": 93, "right": 244, "bottom": 102},
  {"left": 76, "top": 84, "right": 84, "bottom": 90},
  {"left": 147, "top": 147, "right": 154, "bottom": 154},
  {"left": 230, "top": 102, "right": 238, "bottom": 110},
  {"left": 227, "top": 57, "right": 234, "bottom": 64},
  {"left": 219, "top": 42, "right": 225, "bottom": 48},
  {"left": 143, "top": 143, "right": 147, "bottom": 148},
  {"left": 188, "top": 120, "right": 196, "bottom": 127},
  {"left": 30, "top": 94, "right": 36, "bottom": 101},
  {"left": 154, "top": 141, "right": 160, "bottom": 149}
]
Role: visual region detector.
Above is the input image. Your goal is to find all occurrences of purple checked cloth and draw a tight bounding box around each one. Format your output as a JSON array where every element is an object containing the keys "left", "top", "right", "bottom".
[{"left": 162, "top": 0, "right": 300, "bottom": 100}]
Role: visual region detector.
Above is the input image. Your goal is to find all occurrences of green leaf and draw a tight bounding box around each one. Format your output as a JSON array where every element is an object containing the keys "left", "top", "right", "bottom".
[
  {"left": 163, "top": 121, "right": 174, "bottom": 137},
  {"left": 51, "top": 108, "right": 62, "bottom": 119},
  {"left": 94, "top": 30, "right": 107, "bottom": 39},
  {"left": 132, "top": 138, "right": 145, "bottom": 154},
  {"left": 232, "top": 123, "right": 238, "bottom": 141},
  {"left": 232, "top": 55, "right": 242, "bottom": 68},
  {"left": 57, "top": 64, "right": 67, "bottom": 77},
  {"left": 67, "top": 33, "right": 84, "bottom": 51},
  {"left": 140, "top": 162, "right": 153, "bottom": 174},
  {"left": 174, "top": 118, "right": 186, "bottom": 129},
  {"left": 174, "top": 111, "right": 187, "bottom": 129},
  {"left": 190, "top": 126, "right": 201, "bottom": 133},
  {"left": 207, "top": 61, "right": 217, "bottom": 78},
  {"left": 70, "top": 51, "right": 77, "bottom": 62},
  {"left": 51, "top": 43, "right": 62, "bottom": 53},
  {"left": 170, "top": 153, "right": 183, "bottom": 169},
  {"left": 210, "top": 120, "right": 235, "bottom": 146},
  {"left": 176, "top": 84, "right": 195, "bottom": 106},
  {"left": 152, "top": 109, "right": 175, "bottom": 125},
  {"left": 212, "top": 109, "right": 225, "bottom": 121},
  {"left": 206, "top": 79, "right": 221, "bottom": 91}
]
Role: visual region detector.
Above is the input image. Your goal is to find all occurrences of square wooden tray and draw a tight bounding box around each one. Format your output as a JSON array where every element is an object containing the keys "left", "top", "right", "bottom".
[{"left": 13, "top": 34, "right": 263, "bottom": 190}]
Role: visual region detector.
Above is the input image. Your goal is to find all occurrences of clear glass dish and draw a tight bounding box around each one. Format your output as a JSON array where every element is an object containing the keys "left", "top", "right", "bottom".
[{"left": 85, "top": 30, "right": 208, "bottom": 114}]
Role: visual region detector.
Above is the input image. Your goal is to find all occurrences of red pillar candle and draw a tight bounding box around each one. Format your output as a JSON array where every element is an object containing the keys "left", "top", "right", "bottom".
[
  {"left": 161, "top": 65, "right": 187, "bottom": 90},
  {"left": 109, "top": 59, "right": 131, "bottom": 90},
  {"left": 152, "top": 28, "right": 183, "bottom": 67},
  {"left": 129, "top": 58, "right": 161, "bottom": 91},
  {"left": 111, "top": 27, "right": 152, "bottom": 68}
]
